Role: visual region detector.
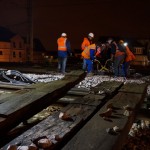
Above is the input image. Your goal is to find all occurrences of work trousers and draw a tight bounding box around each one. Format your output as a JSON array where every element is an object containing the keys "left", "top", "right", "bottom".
[
  {"left": 85, "top": 59, "right": 93, "bottom": 73},
  {"left": 58, "top": 57, "right": 67, "bottom": 73},
  {"left": 122, "top": 61, "right": 130, "bottom": 77},
  {"left": 82, "top": 58, "right": 87, "bottom": 70},
  {"left": 113, "top": 54, "right": 125, "bottom": 77}
]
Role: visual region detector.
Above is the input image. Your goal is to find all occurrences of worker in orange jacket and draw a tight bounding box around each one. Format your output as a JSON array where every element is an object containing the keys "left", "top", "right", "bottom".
[
  {"left": 81, "top": 33, "right": 94, "bottom": 70},
  {"left": 107, "top": 38, "right": 126, "bottom": 77},
  {"left": 57, "top": 33, "right": 72, "bottom": 74},
  {"left": 122, "top": 41, "right": 135, "bottom": 77},
  {"left": 81, "top": 42, "right": 101, "bottom": 74}
]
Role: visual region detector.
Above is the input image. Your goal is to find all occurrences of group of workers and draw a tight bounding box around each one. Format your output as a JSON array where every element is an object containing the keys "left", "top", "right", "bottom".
[{"left": 57, "top": 32, "right": 135, "bottom": 78}]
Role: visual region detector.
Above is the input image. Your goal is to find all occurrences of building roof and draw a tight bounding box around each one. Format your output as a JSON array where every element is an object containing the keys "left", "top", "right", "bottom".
[
  {"left": 0, "top": 26, "right": 46, "bottom": 52},
  {"left": 0, "top": 26, "right": 15, "bottom": 42}
]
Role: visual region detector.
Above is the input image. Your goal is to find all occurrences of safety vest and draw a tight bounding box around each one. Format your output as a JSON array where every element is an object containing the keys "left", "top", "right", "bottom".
[
  {"left": 115, "top": 51, "right": 125, "bottom": 57},
  {"left": 81, "top": 44, "right": 96, "bottom": 59},
  {"left": 115, "top": 44, "right": 126, "bottom": 57},
  {"left": 81, "top": 37, "right": 91, "bottom": 50},
  {"left": 57, "top": 37, "right": 67, "bottom": 51},
  {"left": 125, "top": 46, "right": 135, "bottom": 62}
]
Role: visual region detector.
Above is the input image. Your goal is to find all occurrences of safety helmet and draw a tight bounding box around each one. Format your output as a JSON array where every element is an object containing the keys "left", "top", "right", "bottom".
[
  {"left": 107, "top": 38, "right": 113, "bottom": 44},
  {"left": 61, "top": 33, "right": 67, "bottom": 37},
  {"left": 119, "top": 40, "right": 124, "bottom": 44},
  {"left": 88, "top": 33, "right": 94, "bottom": 38}
]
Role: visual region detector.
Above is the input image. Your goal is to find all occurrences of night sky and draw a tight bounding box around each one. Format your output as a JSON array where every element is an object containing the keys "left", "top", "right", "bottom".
[{"left": 0, "top": 0, "right": 150, "bottom": 51}]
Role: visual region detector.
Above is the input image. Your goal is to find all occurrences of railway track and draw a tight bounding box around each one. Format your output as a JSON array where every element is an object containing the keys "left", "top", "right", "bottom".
[{"left": 0, "top": 70, "right": 149, "bottom": 150}]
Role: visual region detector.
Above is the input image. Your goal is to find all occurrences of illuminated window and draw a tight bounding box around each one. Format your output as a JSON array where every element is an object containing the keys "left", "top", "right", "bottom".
[
  {"left": 13, "top": 52, "right": 16, "bottom": 57},
  {"left": 0, "top": 51, "right": 2, "bottom": 55}
]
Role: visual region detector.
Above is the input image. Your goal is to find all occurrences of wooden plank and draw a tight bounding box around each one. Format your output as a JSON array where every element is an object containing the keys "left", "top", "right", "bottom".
[
  {"left": 0, "top": 117, "right": 6, "bottom": 122},
  {"left": 69, "top": 87, "right": 90, "bottom": 92},
  {"left": 0, "top": 72, "right": 85, "bottom": 116},
  {"left": 0, "top": 90, "right": 46, "bottom": 115},
  {"left": 2, "top": 91, "right": 105, "bottom": 149},
  {"left": 119, "top": 82, "right": 147, "bottom": 94},
  {"left": 0, "top": 89, "right": 30, "bottom": 104},
  {"left": 67, "top": 90, "right": 89, "bottom": 96},
  {"left": 62, "top": 81, "right": 123, "bottom": 106},
  {"left": 0, "top": 84, "right": 34, "bottom": 90},
  {"left": 0, "top": 71, "right": 86, "bottom": 136},
  {"left": 0, "top": 82, "right": 44, "bottom": 104},
  {"left": 58, "top": 81, "right": 122, "bottom": 104},
  {"left": 91, "top": 81, "right": 123, "bottom": 96},
  {"left": 2, "top": 80, "right": 124, "bottom": 149},
  {"left": 66, "top": 87, "right": 90, "bottom": 96},
  {"left": 27, "top": 82, "right": 46, "bottom": 88},
  {"left": 57, "top": 96, "right": 80, "bottom": 103},
  {"left": 0, "top": 82, "right": 77, "bottom": 115},
  {"left": 71, "top": 94, "right": 105, "bottom": 106},
  {"left": 2, "top": 104, "right": 96, "bottom": 149},
  {"left": 62, "top": 83, "right": 147, "bottom": 150}
]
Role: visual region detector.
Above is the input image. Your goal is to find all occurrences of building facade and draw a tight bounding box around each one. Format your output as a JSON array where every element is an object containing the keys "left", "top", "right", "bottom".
[
  {"left": 0, "top": 34, "right": 26, "bottom": 63},
  {"left": 0, "top": 27, "right": 46, "bottom": 63}
]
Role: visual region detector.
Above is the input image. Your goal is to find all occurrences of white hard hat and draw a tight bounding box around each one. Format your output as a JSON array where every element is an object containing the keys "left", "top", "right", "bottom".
[
  {"left": 61, "top": 33, "right": 67, "bottom": 37},
  {"left": 107, "top": 38, "right": 113, "bottom": 44},
  {"left": 88, "top": 33, "right": 94, "bottom": 38}
]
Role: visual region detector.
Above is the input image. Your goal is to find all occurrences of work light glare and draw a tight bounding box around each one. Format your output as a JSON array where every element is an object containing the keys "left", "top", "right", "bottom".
[{"left": 124, "top": 42, "right": 128, "bottom": 46}]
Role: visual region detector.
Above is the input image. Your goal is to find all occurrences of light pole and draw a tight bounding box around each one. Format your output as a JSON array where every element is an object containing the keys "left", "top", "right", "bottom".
[{"left": 27, "top": 0, "right": 33, "bottom": 63}]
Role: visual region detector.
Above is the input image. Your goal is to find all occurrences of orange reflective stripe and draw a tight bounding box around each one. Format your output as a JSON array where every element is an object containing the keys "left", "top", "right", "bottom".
[
  {"left": 58, "top": 46, "right": 66, "bottom": 49},
  {"left": 115, "top": 51, "right": 125, "bottom": 57}
]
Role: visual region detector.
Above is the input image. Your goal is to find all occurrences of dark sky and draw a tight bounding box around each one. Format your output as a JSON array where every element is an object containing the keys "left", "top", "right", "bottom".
[{"left": 0, "top": 0, "right": 150, "bottom": 50}]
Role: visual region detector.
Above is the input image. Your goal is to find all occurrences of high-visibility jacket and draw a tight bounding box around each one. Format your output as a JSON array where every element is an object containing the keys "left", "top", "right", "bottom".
[
  {"left": 125, "top": 46, "right": 135, "bottom": 62},
  {"left": 81, "top": 44, "right": 96, "bottom": 59},
  {"left": 115, "top": 44, "right": 126, "bottom": 57},
  {"left": 81, "top": 37, "right": 92, "bottom": 50},
  {"left": 57, "top": 37, "right": 67, "bottom": 51},
  {"left": 115, "top": 51, "right": 125, "bottom": 57},
  {"left": 95, "top": 47, "right": 102, "bottom": 57}
]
